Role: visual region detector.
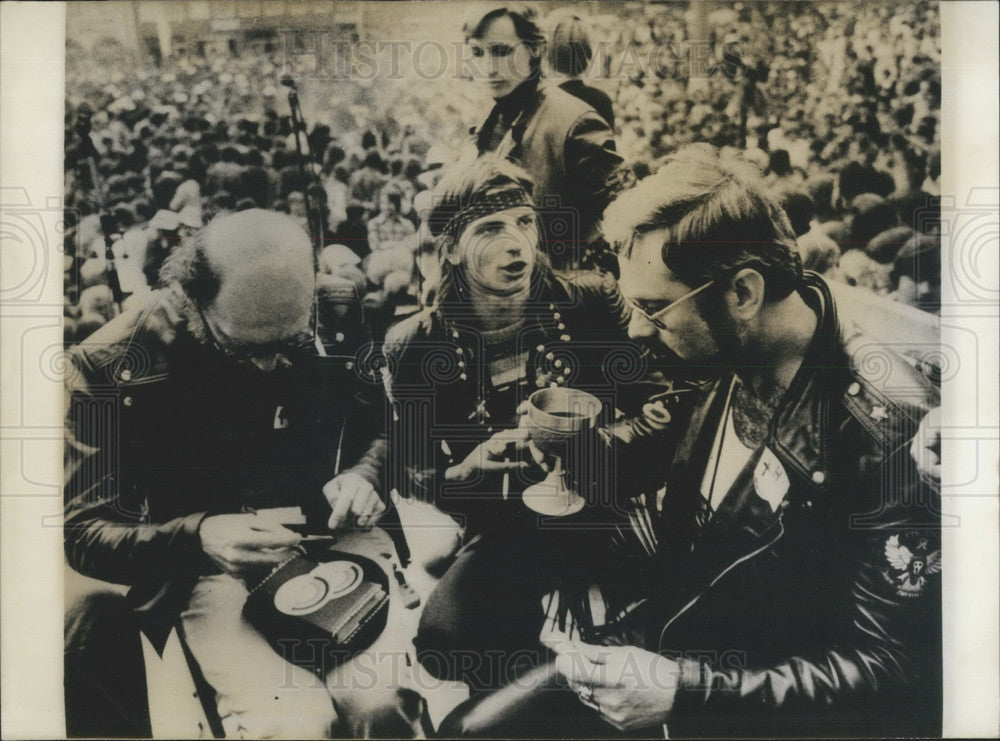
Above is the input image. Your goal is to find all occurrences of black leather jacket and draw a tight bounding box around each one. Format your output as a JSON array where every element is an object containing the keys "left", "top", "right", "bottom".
[
  {"left": 439, "top": 274, "right": 942, "bottom": 738},
  {"left": 63, "top": 282, "right": 386, "bottom": 650},
  {"left": 474, "top": 78, "right": 625, "bottom": 253},
  {"left": 614, "top": 273, "right": 942, "bottom": 737}
]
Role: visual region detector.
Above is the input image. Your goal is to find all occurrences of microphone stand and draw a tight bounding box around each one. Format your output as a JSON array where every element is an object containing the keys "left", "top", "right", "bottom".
[
  {"left": 283, "top": 79, "right": 324, "bottom": 250},
  {"left": 75, "top": 117, "right": 126, "bottom": 311}
]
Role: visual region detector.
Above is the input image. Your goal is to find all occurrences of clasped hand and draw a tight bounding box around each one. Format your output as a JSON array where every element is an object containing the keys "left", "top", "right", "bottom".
[{"left": 540, "top": 590, "right": 680, "bottom": 732}]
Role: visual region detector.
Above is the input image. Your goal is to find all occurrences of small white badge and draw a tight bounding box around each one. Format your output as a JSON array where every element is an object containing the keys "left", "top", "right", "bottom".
[
  {"left": 273, "top": 405, "right": 289, "bottom": 430},
  {"left": 754, "top": 447, "right": 790, "bottom": 513}
]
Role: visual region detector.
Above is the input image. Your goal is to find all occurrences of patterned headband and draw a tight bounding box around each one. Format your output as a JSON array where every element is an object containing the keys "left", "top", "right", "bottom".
[{"left": 439, "top": 190, "right": 534, "bottom": 241}]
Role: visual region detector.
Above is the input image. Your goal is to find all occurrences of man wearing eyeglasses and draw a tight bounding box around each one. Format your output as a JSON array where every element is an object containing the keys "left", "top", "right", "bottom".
[
  {"left": 63, "top": 210, "right": 415, "bottom": 738},
  {"left": 441, "top": 146, "right": 941, "bottom": 738}
]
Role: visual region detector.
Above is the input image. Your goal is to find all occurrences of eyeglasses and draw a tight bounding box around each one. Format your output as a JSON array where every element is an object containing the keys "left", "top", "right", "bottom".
[
  {"left": 196, "top": 297, "right": 318, "bottom": 362},
  {"left": 623, "top": 280, "right": 714, "bottom": 331}
]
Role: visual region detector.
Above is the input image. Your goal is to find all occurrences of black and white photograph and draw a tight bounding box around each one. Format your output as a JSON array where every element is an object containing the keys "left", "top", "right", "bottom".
[{"left": 1, "top": 1, "right": 998, "bottom": 739}]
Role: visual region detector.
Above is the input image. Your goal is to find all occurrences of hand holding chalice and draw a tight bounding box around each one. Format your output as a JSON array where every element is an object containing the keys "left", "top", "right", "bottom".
[{"left": 520, "top": 387, "right": 603, "bottom": 516}]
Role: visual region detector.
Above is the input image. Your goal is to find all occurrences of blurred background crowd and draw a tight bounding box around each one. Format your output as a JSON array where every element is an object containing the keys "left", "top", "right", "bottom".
[{"left": 63, "top": 0, "right": 942, "bottom": 349}]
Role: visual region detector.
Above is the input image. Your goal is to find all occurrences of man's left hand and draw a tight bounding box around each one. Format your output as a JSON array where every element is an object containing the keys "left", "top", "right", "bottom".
[
  {"left": 554, "top": 640, "right": 680, "bottom": 732},
  {"left": 323, "top": 472, "right": 386, "bottom": 530}
]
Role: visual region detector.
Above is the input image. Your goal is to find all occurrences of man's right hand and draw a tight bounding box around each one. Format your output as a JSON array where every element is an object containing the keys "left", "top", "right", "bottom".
[
  {"left": 444, "top": 427, "right": 545, "bottom": 484},
  {"left": 198, "top": 513, "right": 302, "bottom": 578}
]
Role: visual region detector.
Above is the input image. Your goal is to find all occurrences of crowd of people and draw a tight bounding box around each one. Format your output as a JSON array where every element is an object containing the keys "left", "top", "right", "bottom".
[
  {"left": 63, "top": 2, "right": 944, "bottom": 739},
  {"left": 63, "top": 2, "right": 942, "bottom": 352}
]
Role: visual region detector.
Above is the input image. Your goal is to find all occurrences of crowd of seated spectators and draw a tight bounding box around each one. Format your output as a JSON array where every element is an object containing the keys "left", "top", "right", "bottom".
[{"left": 63, "top": 0, "right": 942, "bottom": 354}]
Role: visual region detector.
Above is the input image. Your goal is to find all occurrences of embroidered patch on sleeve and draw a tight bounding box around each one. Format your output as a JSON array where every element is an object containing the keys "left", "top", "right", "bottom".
[{"left": 883, "top": 533, "right": 941, "bottom": 598}]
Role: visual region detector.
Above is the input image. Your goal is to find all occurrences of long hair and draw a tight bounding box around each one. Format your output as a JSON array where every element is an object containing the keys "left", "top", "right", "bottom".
[{"left": 424, "top": 156, "right": 547, "bottom": 311}]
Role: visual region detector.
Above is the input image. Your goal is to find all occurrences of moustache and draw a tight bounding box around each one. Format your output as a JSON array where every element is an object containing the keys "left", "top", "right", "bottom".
[{"left": 637, "top": 340, "right": 683, "bottom": 367}]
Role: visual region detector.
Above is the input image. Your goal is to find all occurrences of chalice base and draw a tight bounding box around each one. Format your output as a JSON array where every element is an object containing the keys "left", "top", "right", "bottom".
[{"left": 522, "top": 472, "right": 586, "bottom": 516}]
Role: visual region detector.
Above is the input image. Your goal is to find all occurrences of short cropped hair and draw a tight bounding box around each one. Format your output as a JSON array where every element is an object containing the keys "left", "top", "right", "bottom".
[
  {"left": 158, "top": 228, "right": 220, "bottom": 304},
  {"left": 547, "top": 12, "right": 592, "bottom": 76},
  {"left": 603, "top": 144, "right": 803, "bottom": 301}
]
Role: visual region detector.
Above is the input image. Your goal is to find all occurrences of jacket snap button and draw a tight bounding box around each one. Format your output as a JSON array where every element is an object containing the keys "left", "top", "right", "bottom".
[
  {"left": 123, "top": 396, "right": 133, "bottom": 407},
  {"left": 847, "top": 382, "right": 860, "bottom": 396},
  {"left": 120, "top": 369, "right": 132, "bottom": 381},
  {"left": 811, "top": 470, "right": 826, "bottom": 485}
]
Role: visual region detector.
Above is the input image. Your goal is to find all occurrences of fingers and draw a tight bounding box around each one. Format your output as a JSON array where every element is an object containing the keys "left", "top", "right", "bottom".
[
  {"left": 353, "top": 489, "right": 386, "bottom": 529},
  {"left": 483, "top": 427, "right": 532, "bottom": 457},
  {"left": 556, "top": 649, "right": 606, "bottom": 687},
  {"left": 231, "top": 546, "right": 297, "bottom": 566},
  {"left": 548, "top": 609, "right": 616, "bottom": 688},
  {"left": 910, "top": 428, "right": 942, "bottom": 485},
  {"left": 568, "top": 681, "right": 602, "bottom": 712},
  {"left": 478, "top": 459, "right": 530, "bottom": 473},
  {"left": 565, "top": 637, "right": 606, "bottom": 664},
  {"left": 241, "top": 524, "right": 302, "bottom": 549},
  {"left": 327, "top": 479, "right": 355, "bottom": 530},
  {"left": 539, "top": 590, "right": 562, "bottom": 649},
  {"left": 325, "top": 474, "right": 384, "bottom": 530},
  {"left": 527, "top": 440, "right": 550, "bottom": 471}
]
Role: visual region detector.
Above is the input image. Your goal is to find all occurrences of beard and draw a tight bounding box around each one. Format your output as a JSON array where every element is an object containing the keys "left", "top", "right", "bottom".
[{"left": 637, "top": 339, "right": 682, "bottom": 368}]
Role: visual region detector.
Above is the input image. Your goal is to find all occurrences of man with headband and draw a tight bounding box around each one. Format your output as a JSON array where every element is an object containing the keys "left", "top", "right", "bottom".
[
  {"left": 382, "top": 157, "right": 634, "bottom": 690},
  {"left": 437, "top": 145, "right": 942, "bottom": 739}
]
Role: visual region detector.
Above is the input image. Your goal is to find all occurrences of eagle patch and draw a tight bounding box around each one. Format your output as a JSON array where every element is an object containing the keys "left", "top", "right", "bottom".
[{"left": 883, "top": 533, "right": 941, "bottom": 597}]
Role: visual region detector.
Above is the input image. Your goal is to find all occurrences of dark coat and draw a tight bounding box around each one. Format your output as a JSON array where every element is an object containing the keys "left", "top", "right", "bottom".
[
  {"left": 63, "top": 284, "right": 386, "bottom": 650},
  {"left": 431, "top": 274, "right": 942, "bottom": 739},
  {"left": 558, "top": 79, "right": 615, "bottom": 130},
  {"left": 381, "top": 267, "right": 636, "bottom": 531},
  {"left": 474, "top": 79, "right": 624, "bottom": 257},
  {"left": 613, "top": 273, "right": 941, "bottom": 737}
]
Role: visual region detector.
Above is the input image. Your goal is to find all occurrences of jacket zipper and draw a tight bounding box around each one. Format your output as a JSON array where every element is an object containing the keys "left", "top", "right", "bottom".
[
  {"left": 658, "top": 516, "right": 785, "bottom": 739},
  {"left": 658, "top": 515, "right": 786, "bottom": 649}
]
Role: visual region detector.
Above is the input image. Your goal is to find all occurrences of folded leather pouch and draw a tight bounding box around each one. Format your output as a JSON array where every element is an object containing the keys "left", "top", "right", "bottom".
[{"left": 243, "top": 549, "right": 390, "bottom": 676}]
